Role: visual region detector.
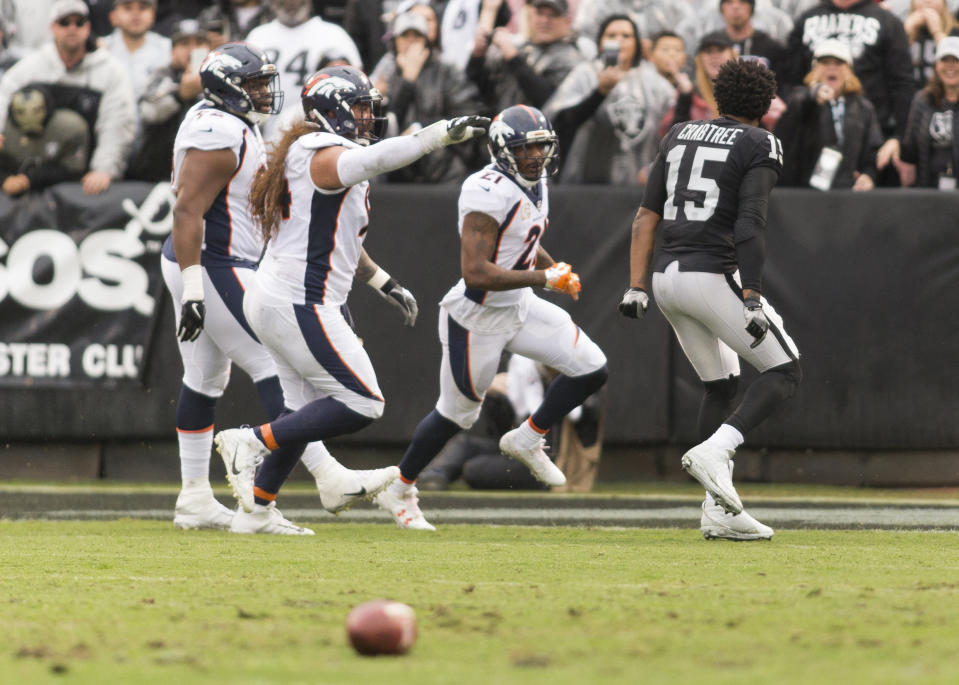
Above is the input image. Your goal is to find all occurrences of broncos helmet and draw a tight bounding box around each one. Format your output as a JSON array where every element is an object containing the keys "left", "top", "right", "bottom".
[
  {"left": 487, "top": 105, "right": 559, "bottom": 188},
  {"left": 301, "top": 66, "right": 385, "bottom": 144},
  {"left": 200, "top": 42, "right": 283, "bottom": 126}
]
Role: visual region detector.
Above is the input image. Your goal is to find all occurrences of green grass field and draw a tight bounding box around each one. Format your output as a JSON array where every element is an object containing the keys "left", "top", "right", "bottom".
[{"left": 2, "top": 520, "right": 958, "bottom": 685}]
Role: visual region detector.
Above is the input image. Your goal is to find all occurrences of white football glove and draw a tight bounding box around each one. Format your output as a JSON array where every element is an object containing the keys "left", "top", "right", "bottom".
[
  {"left": 744, "top": 296, "right": 769, "bottom": 348},
  {"left": 442, "top": 115, "right": 491, "bottom": 145},
  {"left": 377, "top": 280, "right": 418, "bottom": 327},
  {"left": 618, "top": 288, "right": 649, "bottom": 319}
]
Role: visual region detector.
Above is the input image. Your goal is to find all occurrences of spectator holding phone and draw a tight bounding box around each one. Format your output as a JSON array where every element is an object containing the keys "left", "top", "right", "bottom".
[
  {"left": 899, "top": 36, "right": 959, "bottom": 188},
  {"left": 776, "top": 39, "right": 882, "bottom": 191},
  {"left": 545, "top": 14, "right": 673, "bottom": 185},
  {"left": 127, "top": 18, "right": 210, "bottom": 182}
]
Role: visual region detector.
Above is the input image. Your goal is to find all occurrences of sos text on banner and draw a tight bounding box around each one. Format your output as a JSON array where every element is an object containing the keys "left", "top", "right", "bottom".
[{"left": 0, "top": 182, "right": 173, "bottom": 386}]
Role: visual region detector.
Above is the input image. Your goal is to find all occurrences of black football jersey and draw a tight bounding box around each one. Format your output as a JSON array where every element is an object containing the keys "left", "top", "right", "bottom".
[{"left": 642, "top": 116, "right": 783, "bottom": 274}]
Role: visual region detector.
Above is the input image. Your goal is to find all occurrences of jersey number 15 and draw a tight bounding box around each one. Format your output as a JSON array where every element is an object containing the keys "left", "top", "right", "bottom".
[
  {"left": 662, "top": 135, "right": 780, "bottom": 222},
  {"left": 662, "top": 144, "right": 729, "bottom": 222}
]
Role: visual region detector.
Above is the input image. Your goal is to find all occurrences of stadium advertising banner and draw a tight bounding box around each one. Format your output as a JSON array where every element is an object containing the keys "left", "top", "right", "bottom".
[{"left": 0, "top": 182, "right": 173, "bottom": 387}]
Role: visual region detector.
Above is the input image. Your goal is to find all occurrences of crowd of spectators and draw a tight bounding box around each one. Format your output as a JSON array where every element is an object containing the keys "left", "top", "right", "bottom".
[{"left": 2, "top": 0, "right": 959, "bottom": 196}]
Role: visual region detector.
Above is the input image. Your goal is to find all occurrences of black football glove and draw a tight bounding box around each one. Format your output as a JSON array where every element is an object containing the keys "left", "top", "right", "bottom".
[
  {"left": 744, "top": 296, "right": 769, "bottom": 348},
  {"left": 377, "top": 279, "right": 418, "bottom": 327},
  {"left": 178, "top": 300, "right": 205, "bottom": 342},
  {"left": 618, "top": 287, "right": 649, "bottom": 319}
]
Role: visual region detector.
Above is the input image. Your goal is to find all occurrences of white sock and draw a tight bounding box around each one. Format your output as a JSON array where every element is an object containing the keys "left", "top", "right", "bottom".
[
  {"left": 301, "top": 441, "right": 338, "bottom": 481},
  {"left": 388, "top": 478, "right": 414, "bottom": 496},
  {"left": 178, "top": 428, "right": 214, "bottom": 485},
  {"left": 515, "top": 417, "right": 546, "bottom": 447},
  {"left": 705, "top": 423, "right": 744, "bottom": 452}
]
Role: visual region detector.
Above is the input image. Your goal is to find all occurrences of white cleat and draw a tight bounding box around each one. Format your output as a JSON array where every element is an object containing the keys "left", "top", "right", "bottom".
[
  {"left": 318, "top": 465, "right": 400, "bottom": 514},
  {"left": 498, "top": 428, "right": 566, "bottom": 487},
  {"left": 215, "top": 427, "right": 269, "bottom": 513},
  {"left": 374, "top": 486, "right": 436, "bottom": 531},
  {"left": 681, "top": 442, "right": 742, "bottom": 515},
  {"left": 701, "top": 495, "right": 773, "bottom": 541},
  {"left": 230, "top": 502, "right": 314, "bottom": 535},
  {"left": 173, "top": 486, "right": 235, "bottom": 530}
]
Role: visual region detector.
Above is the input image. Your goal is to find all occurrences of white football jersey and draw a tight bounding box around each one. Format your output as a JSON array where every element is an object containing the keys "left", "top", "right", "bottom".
[
  {"left": 172, "top": 102, "right": 266, "bottom": 263},
  {"left": 246, "top": 17, "right": 362, "bottom": 139},
  {"left": 256, "top": 131, "right": 369, "bottom": 307},
  {"left": 447, "top": 163, "right": 550, "bottom": 308}
]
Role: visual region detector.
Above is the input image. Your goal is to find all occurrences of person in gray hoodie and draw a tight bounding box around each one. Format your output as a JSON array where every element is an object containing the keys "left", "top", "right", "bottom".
[
  {"left": 0, "top": 0, "right": 136, "bottom": 194},
  {"left": 545, "top": 14, "right": 674, "bottom": 185}
]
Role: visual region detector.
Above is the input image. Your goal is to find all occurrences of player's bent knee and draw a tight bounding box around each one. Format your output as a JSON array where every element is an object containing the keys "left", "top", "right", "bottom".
[
  {"left": 436, "top": 397, "right": 482, "bottom": 430},
  {"left": 765, "top": 360, "right": 802, "bottom": 398},
  {"left": 562, "top": 339, "right": 607, "bottom": 377},
  {"left": 347, "top": 396, "right": 385, "bottom": 421},
  {"left": 182, "top": 370, "right": 229, "bottom": 398},
  {"left": 703, "top": 375, "right": 739, "bottom": 403},
  {"left": 367, "top": 398, "right": 385, "bottom": 421}
]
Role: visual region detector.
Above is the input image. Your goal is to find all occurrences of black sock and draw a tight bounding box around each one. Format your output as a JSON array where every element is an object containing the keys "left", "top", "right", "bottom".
[
  {"left": 530, "top": 365, "right": 608, "bottom": 429},
  {"left": 260, "top": 396, "right": 374, "bottom": 446},
  {"left": 398, "top": 409, "right": 462, "bottom": 482},
  {"left": 253, "top": 442, "right": 307, "bottom": 505},
  {"left": 255, "top": 376, "right": 286, "bottom": 420},
  {"left": 698, "top": 376, "right": 738, "bottom": 441},
  {"left": 727, "top": 361, "right": 802, "bottom": 435},
  {"left": 175, "top": 385, "right": 217, "bottom": 431}
]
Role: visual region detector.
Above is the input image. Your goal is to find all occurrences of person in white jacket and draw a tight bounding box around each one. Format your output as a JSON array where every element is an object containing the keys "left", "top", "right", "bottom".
[
  {"left": 0, "top": 0, "right": 136, "bottom": 194},
  {"left": 246, "top": 0, "right": 362, "bottom": 140}
]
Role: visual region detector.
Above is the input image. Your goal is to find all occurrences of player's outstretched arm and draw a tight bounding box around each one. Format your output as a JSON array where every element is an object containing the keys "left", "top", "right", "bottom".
[
  {"left": 313, "top": 116, "right": 491, "bottom": 190},
  {"left": 171, "top": 147, "right": 237, "bottom": 341},
  {"left": 356, "top": 248, "right": 418, "bottom": 327}
]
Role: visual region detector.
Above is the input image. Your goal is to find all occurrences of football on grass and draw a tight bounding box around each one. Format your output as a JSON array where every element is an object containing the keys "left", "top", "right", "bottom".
[{"left": 346, "top": 600, "right": 417, "bottom": 656}]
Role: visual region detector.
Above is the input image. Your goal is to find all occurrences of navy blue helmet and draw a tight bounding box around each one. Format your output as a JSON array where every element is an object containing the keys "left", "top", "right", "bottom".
[
  {"left": 200, "top": 42, "right": 283, "bottom": 126},
  {"left": 487, "top": 105, "right": 559, "bottom": 187},
  {"left": 301, "top": 66, "right": 385, "bottom": 144}
]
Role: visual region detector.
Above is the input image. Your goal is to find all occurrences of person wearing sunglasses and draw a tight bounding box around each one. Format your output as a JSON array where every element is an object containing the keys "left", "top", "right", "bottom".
[{"left": 0, "top": 0, "right": 136, "bottom": 195}]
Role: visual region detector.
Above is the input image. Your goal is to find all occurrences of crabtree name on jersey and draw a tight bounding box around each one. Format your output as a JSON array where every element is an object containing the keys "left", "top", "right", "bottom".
[{"left": 676, "top": 123, "right": 744, "bottom": 146}]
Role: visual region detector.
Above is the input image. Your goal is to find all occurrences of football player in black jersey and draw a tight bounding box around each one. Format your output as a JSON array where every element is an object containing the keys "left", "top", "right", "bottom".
[{"left": 619, "top": 59, "right": 802, "bottom": 541}]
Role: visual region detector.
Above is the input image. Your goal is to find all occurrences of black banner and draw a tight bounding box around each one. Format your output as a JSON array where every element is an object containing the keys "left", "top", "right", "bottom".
[
  {"left": 2, "top": 183, "right": 959, "bottom": 450},
  {"left": 0, "top": 182, "right": 174, "bottom": 387}
]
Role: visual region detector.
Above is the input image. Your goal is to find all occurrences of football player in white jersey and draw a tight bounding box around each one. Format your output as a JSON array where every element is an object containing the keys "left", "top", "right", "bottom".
[
  {"left": 164, "top": 44, "right": 400, "bottom": 535},
  {"left": 246, "top": 0, "right": 362, "bottom": 140},
  {"left": 212, "top": 65, "right": 490, "bottom": 522},
  {"left": 374, "top": 105, "right": 609, "bottom": 531}
]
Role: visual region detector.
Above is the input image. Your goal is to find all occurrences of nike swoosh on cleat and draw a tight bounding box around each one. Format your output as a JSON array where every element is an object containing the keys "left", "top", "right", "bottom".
[
  {"left": 231, "top": 449, "right": 242, "bottom": 475},
  {"left": 343, "top": 487, "right": 367, "bottom": 497}
]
